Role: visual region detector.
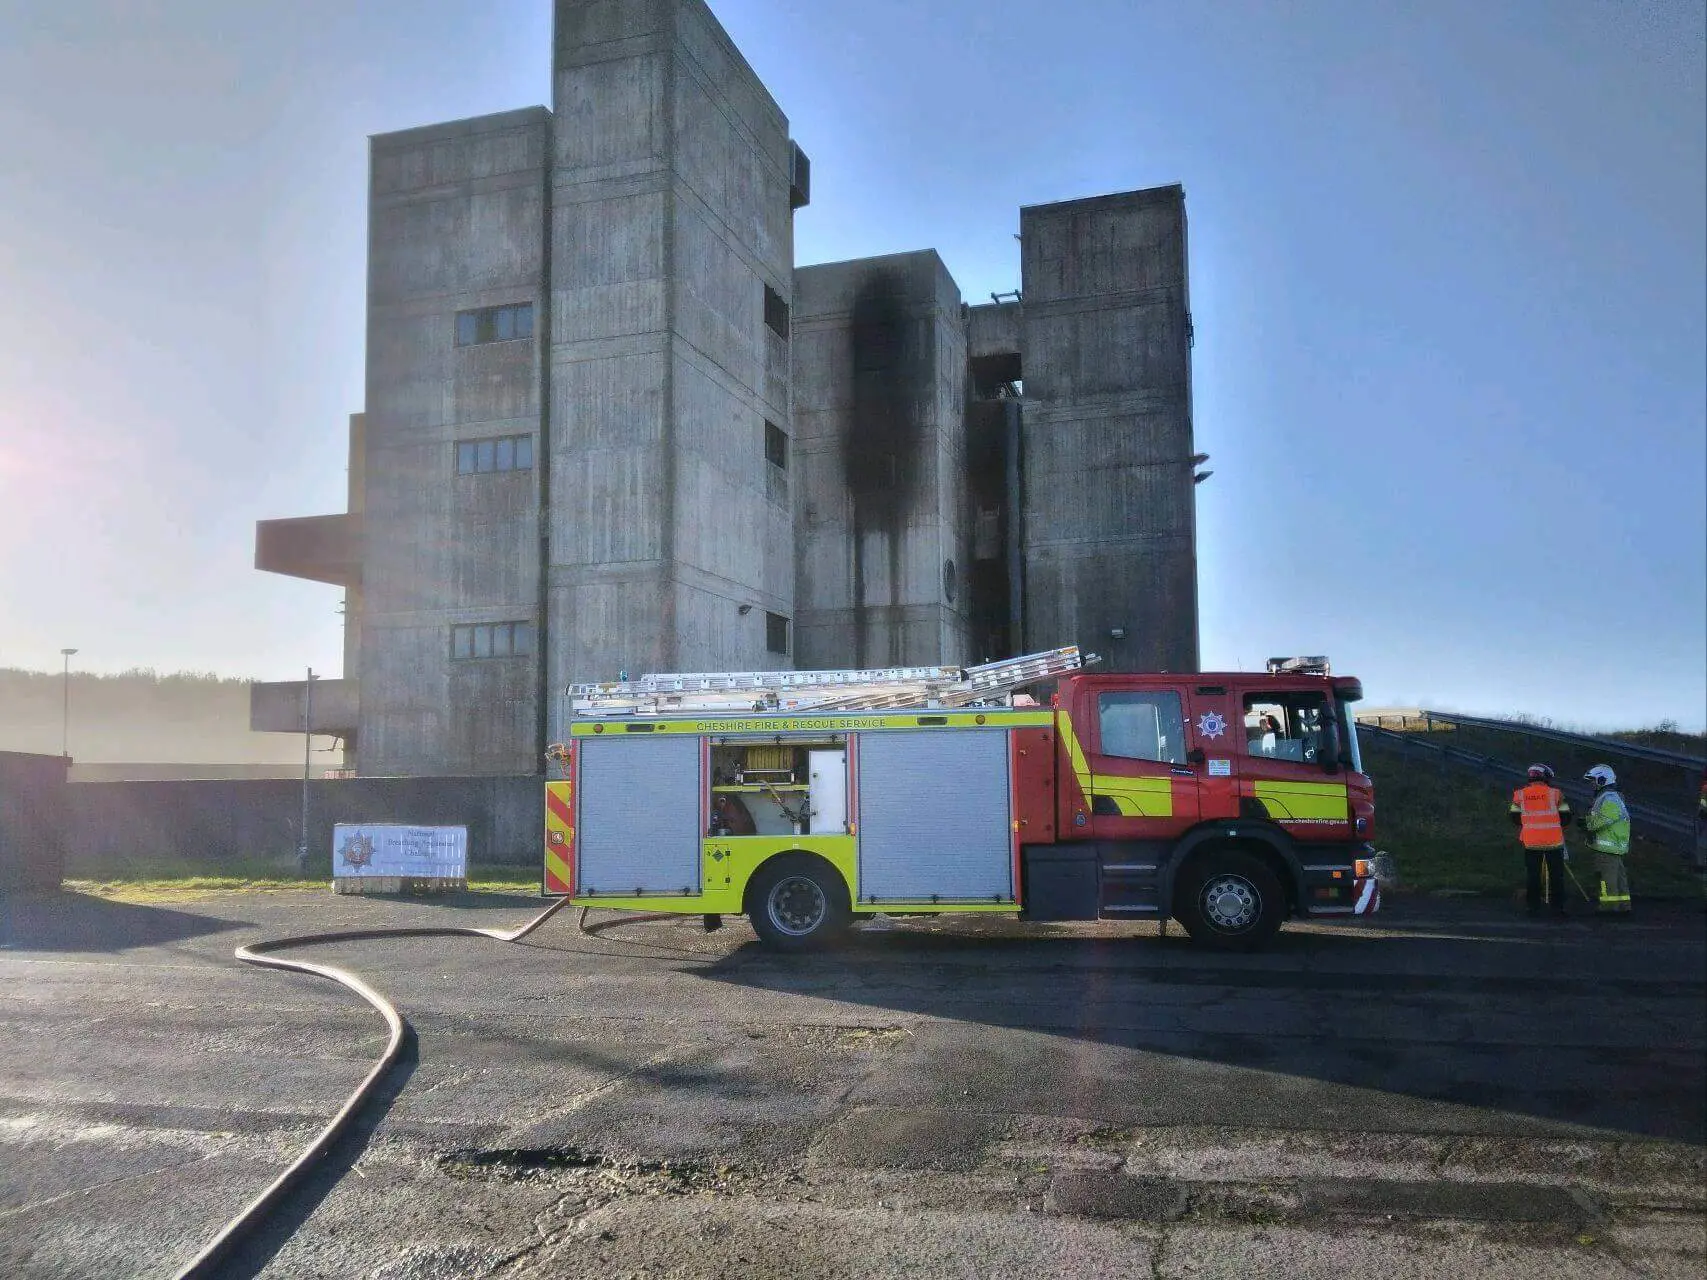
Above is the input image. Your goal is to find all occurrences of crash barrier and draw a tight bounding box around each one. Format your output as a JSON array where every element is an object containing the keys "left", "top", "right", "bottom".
[
  {"left": 66, "top": 774, "right": 541, "bottom": 875},
  {"left": 0, "top": 751, "right": 69, "bottom": 892},
  {"left": 1414, "top": 710, "right": 1705, "bottom": 771},
  {"left": 1355, "top": 722, "right": 1694, "bottom": 849}
]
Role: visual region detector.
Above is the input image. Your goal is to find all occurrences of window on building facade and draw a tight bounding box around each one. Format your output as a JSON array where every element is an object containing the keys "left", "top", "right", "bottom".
[
  {"left": 456, "top": 434, "right": 535, "bottom": 475},
  {"left": 765, "top": 611, "right": 790, "bottom": 656},
  {"left": 455, "top": 302, "right": 535, "bottom": 347},
  {"left": 451, "top": 621, "right": 535, "bottom": 661},
  {"left": 763, "top": 285, "right": 790, "bottom": 340},
  {"left": 764, "top": 420, "right": 788, "bottom": 470}
]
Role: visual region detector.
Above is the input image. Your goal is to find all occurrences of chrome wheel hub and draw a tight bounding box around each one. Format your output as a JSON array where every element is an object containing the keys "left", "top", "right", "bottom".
[
  {"left": 1202, "top": 874, "right": 1259, "bottom": 931},
  {"left": 768, "top": 876, "right": 827, "bottom": 936}
]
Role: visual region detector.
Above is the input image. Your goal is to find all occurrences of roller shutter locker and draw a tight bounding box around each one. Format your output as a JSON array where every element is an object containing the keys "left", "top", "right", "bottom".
[
  {"left": 857, "top": 729, "right": 1012, "bottom": 902},
  {"left": 577, "top": 735, "right": 701, "bottom": 895}
]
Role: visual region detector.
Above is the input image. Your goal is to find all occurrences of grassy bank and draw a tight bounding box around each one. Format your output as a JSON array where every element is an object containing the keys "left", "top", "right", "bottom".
[{"left": 1363, "top": 740, "right": 1702, "bottom": 901}]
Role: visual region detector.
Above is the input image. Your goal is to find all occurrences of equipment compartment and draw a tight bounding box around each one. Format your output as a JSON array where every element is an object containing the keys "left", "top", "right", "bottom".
[{"left": 707, "top": 737, "right": 847, "bottom": 837}]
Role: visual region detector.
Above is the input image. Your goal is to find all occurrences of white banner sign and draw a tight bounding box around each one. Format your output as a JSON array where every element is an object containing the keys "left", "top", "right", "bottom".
[{"left": 333, "top": 824, "right": 467, "bottom": 879}]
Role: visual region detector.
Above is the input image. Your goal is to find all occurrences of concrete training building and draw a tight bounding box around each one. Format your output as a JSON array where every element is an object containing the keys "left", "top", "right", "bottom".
[{"left": 254, "top": 0, "right": 1201, "bottom": 778}]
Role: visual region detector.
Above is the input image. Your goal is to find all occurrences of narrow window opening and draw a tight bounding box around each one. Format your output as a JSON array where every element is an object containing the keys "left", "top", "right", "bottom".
[
  {"left": 763, "top": 285, "right": 790, "bottom": 340},
  {"left": 764, "top": 420, "right": 788, "bottom": 470}
]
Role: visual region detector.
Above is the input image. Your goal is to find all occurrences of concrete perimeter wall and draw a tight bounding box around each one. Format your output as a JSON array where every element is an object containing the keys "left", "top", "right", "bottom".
[
  {"left": 66, "top": 776, "right": 542, "bottom": 876},
  {"left": 0, "top": 751, "right": 68, "bottom": 891}
]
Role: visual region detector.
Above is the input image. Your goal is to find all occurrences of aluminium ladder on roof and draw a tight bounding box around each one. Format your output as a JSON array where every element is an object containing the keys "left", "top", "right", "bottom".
[{"left": 566, "top": 645, "right": 1093, "bottom": 718}]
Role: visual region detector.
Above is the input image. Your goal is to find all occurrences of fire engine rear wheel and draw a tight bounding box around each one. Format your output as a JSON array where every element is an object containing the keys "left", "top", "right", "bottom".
[
  {"left": 1176, "top": 849, "right": 1285, "bottom": 951},
  {"left": 747, "top": 854, "right": 852, "bottom": 952}
]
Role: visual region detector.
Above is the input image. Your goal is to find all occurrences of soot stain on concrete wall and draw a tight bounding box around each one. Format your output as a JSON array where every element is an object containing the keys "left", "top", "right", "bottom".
[{"left": 842, "top": 270, "right": 925, "bottom": 667}]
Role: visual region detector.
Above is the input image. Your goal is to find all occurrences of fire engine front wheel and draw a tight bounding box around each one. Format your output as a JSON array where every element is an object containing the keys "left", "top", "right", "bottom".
[
  {"left": 1176, "top": 850, "right": 1285, "bottom": 951},
  {"left": 747, "top": 854, "right": 852, "bottom": 952}
]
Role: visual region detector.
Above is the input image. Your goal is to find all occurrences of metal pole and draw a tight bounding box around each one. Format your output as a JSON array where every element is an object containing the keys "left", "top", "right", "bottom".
[
  {"left": 59, "top": 648, "right": 78, "bottom": 757},
  {"left": 299, "top": 668, "right": 315, "bottom": 875}
]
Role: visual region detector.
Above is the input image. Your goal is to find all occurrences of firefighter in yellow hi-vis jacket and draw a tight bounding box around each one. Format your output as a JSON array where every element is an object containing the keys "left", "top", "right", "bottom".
[
  {"left": 1510, "top": 764, "right": 1572, "bottom": 918},
  {"left": 1582, "top": 764, "right": 1632, "bottom": 916}
]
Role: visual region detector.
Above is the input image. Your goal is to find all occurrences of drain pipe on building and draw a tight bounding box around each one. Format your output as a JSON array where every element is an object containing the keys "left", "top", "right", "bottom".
[{"left": 171, "top": 896, "right": 577, "bottom": 1280}]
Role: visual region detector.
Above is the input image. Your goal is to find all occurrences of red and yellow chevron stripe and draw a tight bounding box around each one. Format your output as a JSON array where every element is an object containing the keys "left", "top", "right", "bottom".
[{"left": 544, "top": 779, "right": 574, "bottom": 896}]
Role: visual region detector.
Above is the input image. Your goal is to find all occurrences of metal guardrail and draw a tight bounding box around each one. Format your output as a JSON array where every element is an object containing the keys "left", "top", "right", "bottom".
[
  {"left": 1356, "top": 721, "right": 1694, "bottom": 845},
  {"left": 1414, "top": 710, "right": 1705, "bottom": 771}
]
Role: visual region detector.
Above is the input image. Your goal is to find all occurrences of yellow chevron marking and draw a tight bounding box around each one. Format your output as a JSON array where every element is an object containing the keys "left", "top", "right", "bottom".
[{"left": 1252, "top": 780, "right": 1348, "bottom": 821}]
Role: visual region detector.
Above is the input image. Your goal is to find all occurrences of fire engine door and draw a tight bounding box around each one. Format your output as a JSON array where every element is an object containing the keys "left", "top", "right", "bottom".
[{"left": 1086, "top": 688, "right": 1200, "bottom": 840}]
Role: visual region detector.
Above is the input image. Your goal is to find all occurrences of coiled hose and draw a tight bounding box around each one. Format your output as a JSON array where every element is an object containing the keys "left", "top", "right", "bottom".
[{"left": 170, "top": 896, "right": 576, "bottom": 1279}]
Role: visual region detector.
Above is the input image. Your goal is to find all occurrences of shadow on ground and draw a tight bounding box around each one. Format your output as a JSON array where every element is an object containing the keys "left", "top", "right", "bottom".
[
  {"left": 0, "top": 890, "right": 248, "bottom": 952},
  {"left": 693, "top": 905, "right": 1707, "bottom": 1144}
]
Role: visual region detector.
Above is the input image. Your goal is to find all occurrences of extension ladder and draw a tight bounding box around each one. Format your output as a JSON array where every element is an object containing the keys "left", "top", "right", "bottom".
[{"left": 567, "top": 646, "right": 1094, "bottom": 717}]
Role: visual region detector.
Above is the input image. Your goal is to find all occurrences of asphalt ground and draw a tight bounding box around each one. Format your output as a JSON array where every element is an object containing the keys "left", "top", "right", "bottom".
[{"left": 1, "top": 889, "right": 1703, "bottom": 1279}]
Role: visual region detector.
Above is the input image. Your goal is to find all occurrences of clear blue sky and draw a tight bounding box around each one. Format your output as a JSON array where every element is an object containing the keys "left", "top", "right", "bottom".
[{"left": 0, "top": 0, "right": 1702, "bottom": 730}]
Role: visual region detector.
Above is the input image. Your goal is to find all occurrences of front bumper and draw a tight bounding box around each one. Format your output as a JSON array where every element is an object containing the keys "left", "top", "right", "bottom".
[{"left": 1300, "top": 844, "right": 1383, "bottom": 917}]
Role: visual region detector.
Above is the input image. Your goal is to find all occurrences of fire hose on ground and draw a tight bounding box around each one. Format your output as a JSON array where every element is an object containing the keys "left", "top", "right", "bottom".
[{"left": 171, "top": 897, "right": 677, "bottom": 1280}]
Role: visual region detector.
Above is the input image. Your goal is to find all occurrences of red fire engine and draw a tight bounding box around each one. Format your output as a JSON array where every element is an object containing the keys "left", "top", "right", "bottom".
[{"left": 543, "top": 648, "right": 1379, "bottom": 951}]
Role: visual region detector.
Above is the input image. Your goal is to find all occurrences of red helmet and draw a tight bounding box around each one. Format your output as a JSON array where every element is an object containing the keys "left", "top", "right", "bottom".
[{"left": 1527, "top": 763, "right": 1554, "bottom": 782}]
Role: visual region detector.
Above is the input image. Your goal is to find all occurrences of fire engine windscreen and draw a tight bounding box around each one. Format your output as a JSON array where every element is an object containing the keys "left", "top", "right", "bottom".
[{"left": 1336, "top": 695, "right": 1364, "bottom": 773}]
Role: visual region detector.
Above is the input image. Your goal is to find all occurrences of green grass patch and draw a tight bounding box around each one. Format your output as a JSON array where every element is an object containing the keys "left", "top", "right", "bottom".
[
  {"left": 64, "top": 861, "right": 540, "bottom": 903},
  {"left": 1364, "top": 741, "right": 1702, "bottom": 901}
]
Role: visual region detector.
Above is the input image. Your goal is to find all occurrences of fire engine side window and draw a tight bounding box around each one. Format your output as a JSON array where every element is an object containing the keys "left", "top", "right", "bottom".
[
  {"left": 1244, "top": 693, "right": 1327, "bottom": 762},
  {"left": 1097, "top": 692, "right": 1185, "bottom": 764}
]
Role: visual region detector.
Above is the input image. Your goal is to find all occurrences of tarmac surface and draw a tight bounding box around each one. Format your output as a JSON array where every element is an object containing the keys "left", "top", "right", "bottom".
[{"left": 1, "top": 888, "right": 1703, "bottom": 1279}]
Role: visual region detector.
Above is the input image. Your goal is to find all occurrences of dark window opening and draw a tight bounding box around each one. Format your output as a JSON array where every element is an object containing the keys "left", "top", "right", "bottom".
[
  {"left": 455, "top": 302, "right": 534, "bottom": 347},
  {"left": 764, "top": 420, "right": 788, "bottom": 470},
  {"left": 763, "top": 285, "right": 790, "bottom": 340},
  {"left": 788, "top": 142, "right": 811, "bottom": 210},
  {"left": 970, "top": 351, "right": 1024, "bottom": 399},
  {"left": 765, "top": 611, "right": 790, "bottom": 656},
  {"left": 451, "top": 621, "right": 535, "bottom": 661}
]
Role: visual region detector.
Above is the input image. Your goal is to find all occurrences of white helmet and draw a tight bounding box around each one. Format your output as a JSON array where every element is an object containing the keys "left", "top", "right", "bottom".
[{"left": 1584, "top": 764, "right": 1617, "bottom": 789}]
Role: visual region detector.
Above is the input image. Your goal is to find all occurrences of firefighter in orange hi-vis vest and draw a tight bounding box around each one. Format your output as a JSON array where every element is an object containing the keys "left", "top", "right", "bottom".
[{"left": 1509, "top": 764, "right": 1573, "bottom": 918}]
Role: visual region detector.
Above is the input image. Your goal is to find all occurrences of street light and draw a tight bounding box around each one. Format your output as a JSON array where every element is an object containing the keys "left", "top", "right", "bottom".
[
  {"left": 59, "top": 648, "right": 78, "bottom": 758},
  {"left": 299, "top": 667, "right": 317, "bottom": 875}
]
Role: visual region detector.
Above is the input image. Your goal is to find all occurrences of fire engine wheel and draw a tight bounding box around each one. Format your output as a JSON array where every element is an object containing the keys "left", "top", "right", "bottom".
[
  {"left": 747, "top": 855, "right": 852, "bottom": 952},
  {"left": 1176, "top": 850, "right": 1285, "bottom": 951}
]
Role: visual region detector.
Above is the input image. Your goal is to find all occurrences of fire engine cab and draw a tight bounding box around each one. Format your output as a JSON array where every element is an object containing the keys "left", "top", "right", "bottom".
[{"left": 542, "top": 648, "right": 1380, "bottom": 951}]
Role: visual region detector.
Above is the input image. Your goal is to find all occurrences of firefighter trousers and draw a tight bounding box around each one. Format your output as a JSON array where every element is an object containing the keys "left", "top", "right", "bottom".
[
  {"left": 1525, "top": 847, "right": 1566, "bottom": 915},
  {"left": 1596, "top": 852, "right": 1631, "bottom": 914}
]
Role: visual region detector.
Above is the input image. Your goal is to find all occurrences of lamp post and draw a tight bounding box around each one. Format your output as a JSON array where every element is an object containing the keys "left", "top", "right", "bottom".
[
  {"left": 59, "top": 648, "right": 78, "bottom": 758},
  {"left": 299, "top": 668, "right": 317, "bottom": 875}
]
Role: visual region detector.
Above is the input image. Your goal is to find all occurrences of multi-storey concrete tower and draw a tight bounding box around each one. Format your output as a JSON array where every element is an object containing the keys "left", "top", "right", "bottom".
[
  {"left": 791, "top": 251, "right": 972, "bottom": 669},
  {"left": 547, "top": 0, "right": 801, "bottom": 705},
  {"left": 1019, "top": 187, "right": 1200, "bottom": 673},
  {"left": 254, "top": 4, "right": 1199, "bottom": 776},
  {"left": 258, "top": 0, "right": 807, "bottom": 777}
]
